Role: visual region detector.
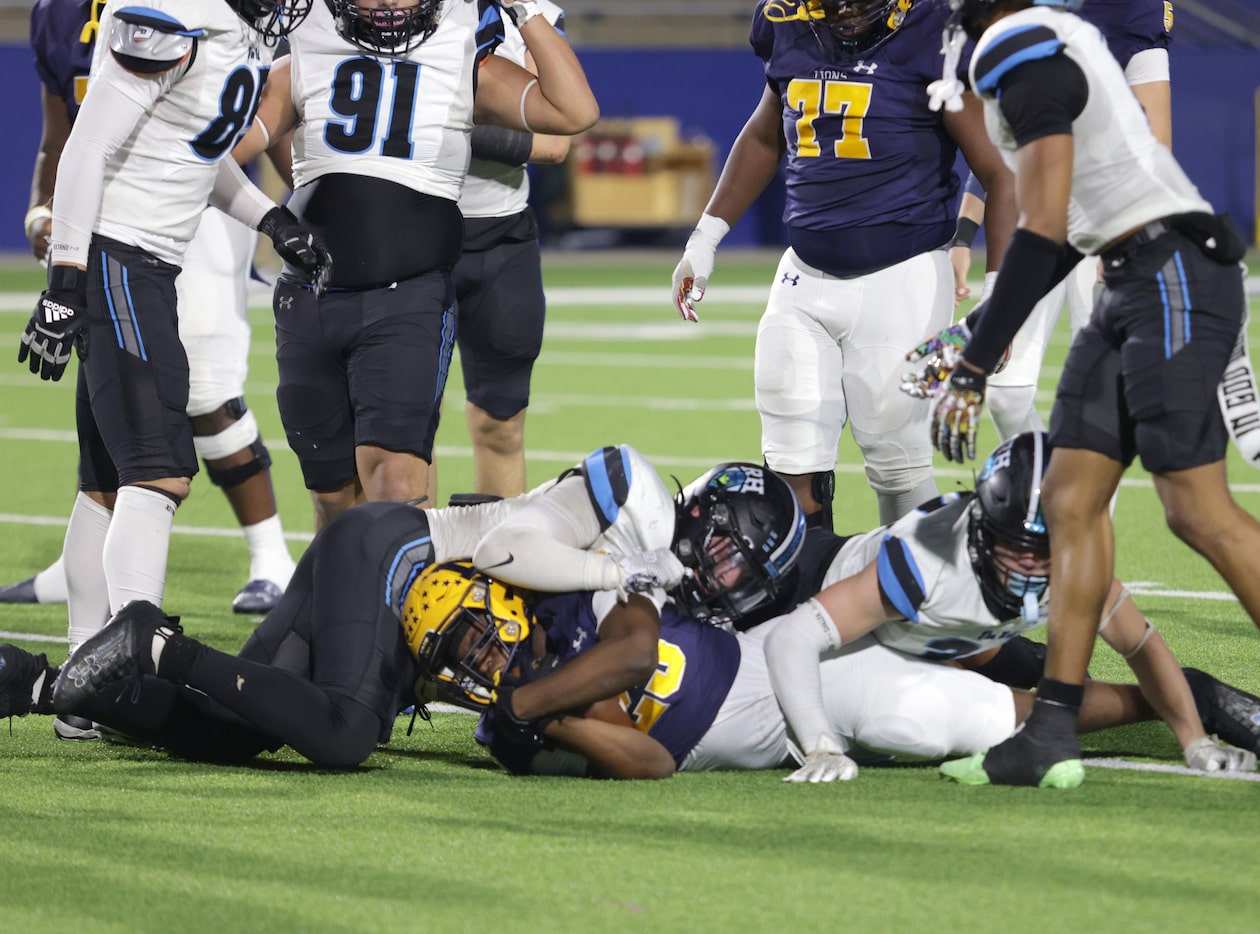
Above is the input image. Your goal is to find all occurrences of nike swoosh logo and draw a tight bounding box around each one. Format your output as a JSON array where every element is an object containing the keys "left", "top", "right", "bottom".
[{"left": 481, "top": 553, "right": 516, "bottom": 570}]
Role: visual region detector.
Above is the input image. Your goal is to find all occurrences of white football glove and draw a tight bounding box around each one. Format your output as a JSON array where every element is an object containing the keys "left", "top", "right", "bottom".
[
  {"left": 671, "top": 213, "right": 729, "bottom": 322},
  {"left": 500, "top": 0, "right": 543, "bottom": 27},
  {"left": 783, "top": 733, "right": 859, "bottom": 783},
  {"left": 613, "top": 548, "right": 687, "bottom": 603},
  {"left": 1184, "top": 735, "right": 1258, "bottom": 773}
]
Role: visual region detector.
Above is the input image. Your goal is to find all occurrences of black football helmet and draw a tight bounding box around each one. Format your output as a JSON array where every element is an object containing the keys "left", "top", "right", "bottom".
[
  {"left": 227, "top": 0, "right": 315, "bottom": 44},
  {"left": 329, "top": 0, "right": 442, "bottom": 56},
  {"left": 672, "top": 463, "right": 807, "bottom": 626},
  {"left": 944, "top": 0, "right": 1082, "bottom": 40},
  {"left": 967, "top": 431, "right": 1051, "bottom": 621},
  {"left": 807, "top": 0, "right": 914, "bottom": 58}
]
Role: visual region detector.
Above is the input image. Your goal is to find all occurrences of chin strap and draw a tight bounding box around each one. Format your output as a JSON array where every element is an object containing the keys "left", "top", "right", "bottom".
[{"left": 927, "top": 23, "right": 968, "bottom": 113}]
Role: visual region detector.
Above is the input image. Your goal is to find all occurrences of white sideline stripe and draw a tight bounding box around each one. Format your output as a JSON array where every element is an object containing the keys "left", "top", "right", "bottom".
[
  {"left": 5, "top": 429, "right": 1260, "bottom": 494},
  {"left": 0, "top": 630, "right": 67, "bottom": 645},
  {"left": 1083, "top": 757, "right": 1260, "bottom": 781}
]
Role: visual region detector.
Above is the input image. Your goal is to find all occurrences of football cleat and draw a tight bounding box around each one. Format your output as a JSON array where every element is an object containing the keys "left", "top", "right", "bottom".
[
  {"left": 0, "top": 576, "right": 39, "bottom": 604},
  {"left": 232, "top": 579, "right": 284, "bottom": 615},
  {"left": 53, "top": 714, "right": 101, "bottom": 742},
  {"left": 53, "top": 601, "right": 180, "bottom": 714},
  {"left": 1182, "top": 668, "right": 1260, "bottom": 754},
  {"left": 940, "top": 752, "right": 1085, "bottom": 789},
  {"left": 0, "top": 644, "right": 55, "bottom": 719}
]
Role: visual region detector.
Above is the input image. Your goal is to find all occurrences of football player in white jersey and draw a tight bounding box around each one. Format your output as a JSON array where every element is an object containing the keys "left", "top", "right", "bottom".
[
  {"left": 15, "top": 0, "right": 329, "bottom": 693},
  {"left": 232, "top": 0, "right": 598, "bottom": 532},
  {"left": 942, "top": 0, "right": 1176, "bottom": 439},
  {"left": 21, "top": 446, "right": 752, "bottom": 767},
  {"left": 454, "top": 0, "right": 569, "bottom": 498},
  {"left": 761, "top": 433, "right": 1258, "bottom": 783},
  {"left": 7, "top": 0, "right": 298, "bottom": 625},
  {"left": 914, "top": 0, "right": 1256, "bottom": 788}
]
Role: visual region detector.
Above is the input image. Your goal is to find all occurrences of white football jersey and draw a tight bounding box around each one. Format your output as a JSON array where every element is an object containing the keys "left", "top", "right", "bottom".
[
  {"left": 85, "top": 2, "right": 273, "bottom": 264},
  {"left": 970, "top": 8, "right": 1211, "bottom": 254},
  {"left": 824, "top": 495, "right": 1047, "bottom": 660},
  {"left": 458, "top": 0, "right": 565, "bottom": 219},
  {"left": 287, "top": 0, "right": 488, "bottom": 200}
]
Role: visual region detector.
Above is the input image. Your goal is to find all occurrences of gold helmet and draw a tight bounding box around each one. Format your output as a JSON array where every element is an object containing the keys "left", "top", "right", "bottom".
[{"left": 401, "top": 560, "right": 532, "bottom": 710}]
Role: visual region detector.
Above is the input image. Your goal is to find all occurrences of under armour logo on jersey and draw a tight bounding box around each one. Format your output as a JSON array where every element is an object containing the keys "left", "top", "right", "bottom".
[
  {"left": 42, "top": 300, "right": 77, "bottom": 322},
  {"left": 852, "top": 61, "right": 878, "bottom": 75},
  {"left": 278, "top": 296, "right": 294, "bottom": 310},
  {"left": 571, "top": 630, "right": 588, "bottom": 652},
  {"left": 781, "top": 273, "right": 800, "bottom": 286}
]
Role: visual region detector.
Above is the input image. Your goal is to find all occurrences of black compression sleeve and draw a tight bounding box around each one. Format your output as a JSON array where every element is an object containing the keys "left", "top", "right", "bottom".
[
  {"left": 470, "top": 124, "right": 534, "bottom": 166},
  {"left": 961, "top": 229, "right": 1083, "bottom": 373}
]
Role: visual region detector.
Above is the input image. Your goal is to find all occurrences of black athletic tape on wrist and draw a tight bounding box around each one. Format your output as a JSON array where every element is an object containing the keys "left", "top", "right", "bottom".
[
  {"left": 950, "top": 216, "right": 980, "bottom": 249},
  {"left": 48, "top": 265, "right": 84, "bottom": 294}
]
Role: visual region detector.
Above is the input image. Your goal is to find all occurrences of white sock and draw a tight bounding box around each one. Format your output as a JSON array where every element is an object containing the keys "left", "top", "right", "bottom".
[
  {"left": 151, "top": 626, "right": 176, "bottom": 672},
  {"left": 32, "top": 554, "right": 68, "bottom": 603},
  {"left": 877, "top": 475, "right": 940, "bottom": 526},
  {"left": 104, "top": 486, "right": 177, "bottom": 613},
  {"left": 31, "top": 669, "right": 48, "bottom": 707},
  {"left": 242, "top": 515, "right": 295, "bottom": 588},
  {"left": 64, "top": 493, "right": 114, "bottom": 652}
]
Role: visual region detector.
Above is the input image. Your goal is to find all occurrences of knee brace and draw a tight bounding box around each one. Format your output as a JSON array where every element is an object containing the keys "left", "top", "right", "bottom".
[
  {"left": 808, "top": 470, "right": 835, "bottom": 532},
  {"left": 193, "top": 398, "right": 273, "bottom": 489}
]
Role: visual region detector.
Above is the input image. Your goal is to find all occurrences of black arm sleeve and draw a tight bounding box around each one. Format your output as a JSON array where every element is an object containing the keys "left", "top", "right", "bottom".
[
  {"left": 961, "top": 229, "right": 1084, "bottom": 373},
  {"left": 997, "top": 55, "right": 1088, "bottom": 147},
  {"left": 470, "top": 124, "right": 534, "bottom": 167}
]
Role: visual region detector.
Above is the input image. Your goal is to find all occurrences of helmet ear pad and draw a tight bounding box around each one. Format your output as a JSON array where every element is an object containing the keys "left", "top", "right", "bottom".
[{"left": 672, "top": 463, "right": 806, "bottom": 625}]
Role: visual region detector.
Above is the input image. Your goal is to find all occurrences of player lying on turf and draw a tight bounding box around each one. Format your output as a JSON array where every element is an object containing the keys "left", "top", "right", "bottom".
[
  {"left": 0, "top": 450, "right": 798, "bottom": 768},
  {"left": 422, "top": 439, "right": 1260, "bottom": 779}
]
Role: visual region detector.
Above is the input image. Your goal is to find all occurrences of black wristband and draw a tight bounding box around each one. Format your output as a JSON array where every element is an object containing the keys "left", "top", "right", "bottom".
[
  {"left": 950, "top": 216, "right": 980, "bottom": 249},
  {"left": 961, "top": 228, "right": 1082, "bottom": 373},
  {"left": 470, "top": 124, "right": 535, "bottom": 167},
  {"left": 48, "top": 264, "right": 84, "bottom": 294},
  {"left": 949, "top": 366, "right": 986, "bottom": 393}
]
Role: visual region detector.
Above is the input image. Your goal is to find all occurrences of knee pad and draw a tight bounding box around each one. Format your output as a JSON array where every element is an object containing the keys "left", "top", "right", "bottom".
[{"left": 193, "top": 399, "right": 273, "bottom": 488}]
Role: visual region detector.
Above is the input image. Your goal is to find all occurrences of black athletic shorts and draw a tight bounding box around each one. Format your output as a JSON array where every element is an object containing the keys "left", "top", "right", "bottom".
[
  {"left": 274, "top": 270, "right": 457, "bottom": 491},
  {"left": 453, "top": 210, "right": 544, "bottom": 420},
  {"left": 238, "top": 501, "right": 436, "bottom": 736},
  {"left": 1050, "top": 221, "right": 1246, "bottom": 474},
  {"left": 77, "top": 235, "right": 197, "bottom": 490}
]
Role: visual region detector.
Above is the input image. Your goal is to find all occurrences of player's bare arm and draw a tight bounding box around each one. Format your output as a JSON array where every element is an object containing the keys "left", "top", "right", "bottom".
[
  {"left": 1013, "top": 133, "right": 1073, "bottom": 243},
  {"left": 545, "top": 707, "right": 676, "bottom": 780},
  {"left": 473, "top": 10, "right": 597, "bottom": 135},
  {"left": 26, "top": 86, "right": 72, "bottom": 262},
  {"left": 946, "top": 92, "right": 1016, "bottom": 270},
  {"left": 232, "top": 56, "right": 298, "bottom": 167},
  {"left": 704, "top": 86, "right": 788, "bottom": 227}
]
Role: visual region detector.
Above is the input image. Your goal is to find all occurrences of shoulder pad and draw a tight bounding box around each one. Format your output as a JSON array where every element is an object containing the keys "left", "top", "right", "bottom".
[
  {"left": 110, "top": 8, "right": 200, "bottom": 75},
  {"left": 876, "top": 534, "right": 926, "bottom": 622},
  {"left": 973, "top": 24, "right": 1064, "bottom": 96},
  {"left": 579, "top": 446, "right": 634, "bottom": 531},
  {"left": 475, "top": 1, "right": 506, "bottom": 63}
]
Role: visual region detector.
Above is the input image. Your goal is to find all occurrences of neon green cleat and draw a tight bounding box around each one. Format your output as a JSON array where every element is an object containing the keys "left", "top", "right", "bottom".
[{"left": 939, "top": 752, "right": 1086, "bottom": 788}]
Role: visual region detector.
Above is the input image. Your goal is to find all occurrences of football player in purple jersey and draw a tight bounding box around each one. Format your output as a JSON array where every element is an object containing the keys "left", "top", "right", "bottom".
[{"left": 671, "top": 0, "right": 1017, "bottom": 532}]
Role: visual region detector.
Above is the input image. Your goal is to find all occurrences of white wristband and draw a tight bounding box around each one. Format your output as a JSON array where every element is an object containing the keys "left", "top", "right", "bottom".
[
  {"left": 693, "top": 212, "right": 731, "bottom": 248},
  {"left": 507, "top": 0, "right": 543, "bottom": 27},
  {"left": 24, "top": 205, "right": 53, "bottom": 241}
]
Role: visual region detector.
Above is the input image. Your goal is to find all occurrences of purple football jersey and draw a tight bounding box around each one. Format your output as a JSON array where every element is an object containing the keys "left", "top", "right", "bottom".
[
  {"left": 1080, "top": 0, "right": 1172, "bottom": 69},
  {"left": 750, "top": 0, "right": 968, "bottom": 274},
  {"left": 30, "top": 0, "right": 97, "bottom": 119}
]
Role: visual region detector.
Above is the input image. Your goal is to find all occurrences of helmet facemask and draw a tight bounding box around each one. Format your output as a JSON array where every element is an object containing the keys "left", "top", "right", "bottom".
[
  {"left": 806, "top": 0, "right": 913, "bottom": 59},
  {"left": 228, "top": 0, "right": 315, "bottom": 44},
  {"left": 332, "top": 0, "right": 442, "bottom": 56},
  {"left": 672, "top": 463, "right": 806, "bottom": 626}
]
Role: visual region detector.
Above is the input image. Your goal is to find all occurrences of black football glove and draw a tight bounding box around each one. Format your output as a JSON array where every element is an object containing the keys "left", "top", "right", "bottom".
[
  {"left": 258, "top": 206, "right": 333, "bottom": 297},
  {"left": 19, "top": 265, "right": 88, "bottom": 381}
]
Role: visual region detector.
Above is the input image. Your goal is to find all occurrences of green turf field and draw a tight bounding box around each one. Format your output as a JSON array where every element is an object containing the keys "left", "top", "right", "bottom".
[{"left": 1, "top": 254, "right": 1259, "bottom": 932}]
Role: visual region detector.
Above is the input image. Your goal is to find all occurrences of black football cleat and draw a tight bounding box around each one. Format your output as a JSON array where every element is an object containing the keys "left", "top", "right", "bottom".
[
  {"left": 1182, "top": 668, "right": 1260, "bottom": 754},
  {"left": 0, "top": 576, "right": 39, "bottom": 604},
  {"left": 0, "top": 644, "right": 55, "bottom": 718},
  {"left": 53, "top": 601, "right": 180, "bottom": 714}
]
